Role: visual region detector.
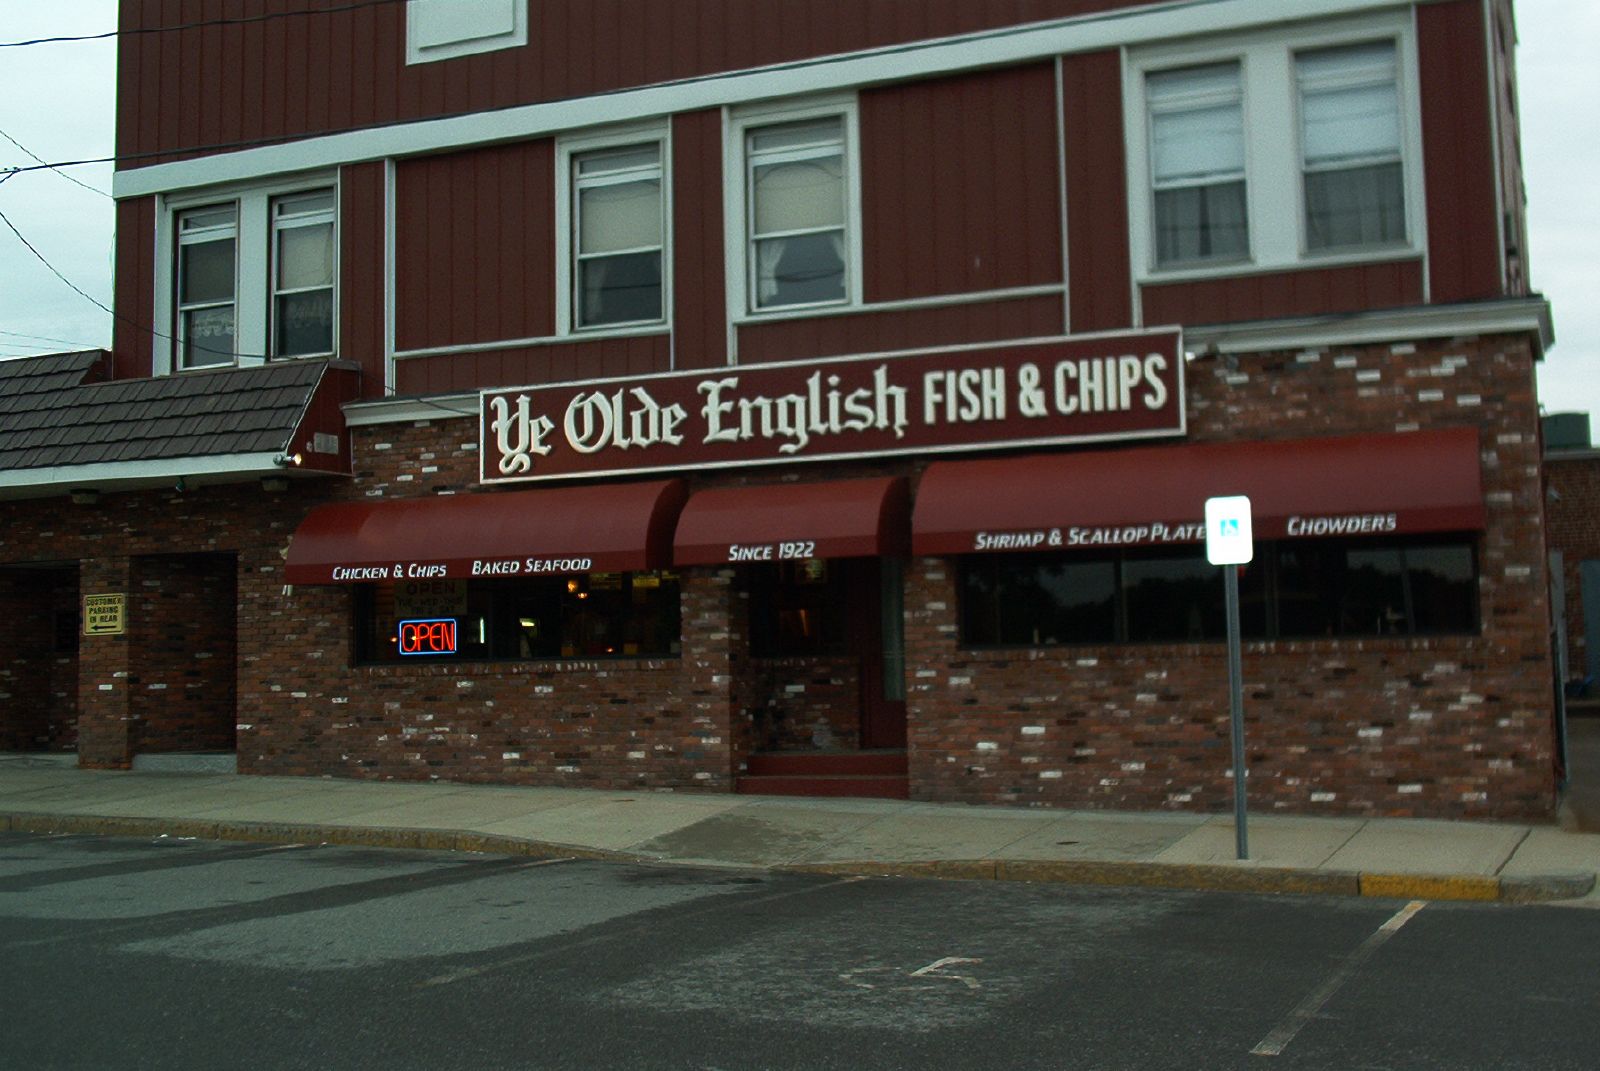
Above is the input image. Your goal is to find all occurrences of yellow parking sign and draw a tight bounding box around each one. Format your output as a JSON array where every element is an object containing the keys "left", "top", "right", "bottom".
[{"left": 83, "top": 594, "right": 127, "bottom": 636}]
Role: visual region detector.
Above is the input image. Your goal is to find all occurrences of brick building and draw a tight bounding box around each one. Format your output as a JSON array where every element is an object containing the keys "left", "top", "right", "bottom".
[
  {"left": 0, "top": 0, "right": 1564, "bottom": 818},
  {"left": 1545, "top": 413, "right": 1600, "bottom": 701}
]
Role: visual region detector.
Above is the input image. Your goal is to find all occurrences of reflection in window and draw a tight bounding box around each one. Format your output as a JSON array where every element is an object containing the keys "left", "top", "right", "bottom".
[
  {"left": 958, "top": 535, "right": 1476, "bottom": 647},
  {"left": 354, "top": 572, "right": 680, "bottom": 664},
  {"left": 271, "top": 190, "right": 336, "bottom": 357},
  {"left": 176, "top": 204, "right": 238, "bottom": 368},
  {"left": 748, "top": 559, "right": 852, "bottom": 657},
  {"left": 573, "top": 144, "right": 664, "bottom": 328}
]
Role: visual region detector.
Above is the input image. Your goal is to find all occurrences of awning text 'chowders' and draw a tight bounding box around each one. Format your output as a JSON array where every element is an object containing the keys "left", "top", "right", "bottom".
[{"left": 481, "top": 331, "right": 1184, "bottom": 482}]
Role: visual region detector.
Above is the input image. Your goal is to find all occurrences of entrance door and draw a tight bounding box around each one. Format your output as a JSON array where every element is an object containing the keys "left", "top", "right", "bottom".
[
  {"left": 851, "top": 558, "right": 907, "bottom": 749},
  {"left": 1584, "top": 561, "right": 1600, "bottom": 687}
]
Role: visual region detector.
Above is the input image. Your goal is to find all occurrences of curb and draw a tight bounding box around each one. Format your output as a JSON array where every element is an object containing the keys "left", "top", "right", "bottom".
[{"left": 5, "top": 811, "right": 1594, "bottom": 904}]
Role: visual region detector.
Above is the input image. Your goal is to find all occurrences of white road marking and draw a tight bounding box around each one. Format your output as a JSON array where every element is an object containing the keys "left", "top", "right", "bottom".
[{"left": 1251, "top": 900, "right": 1427, "bottom": 1057}]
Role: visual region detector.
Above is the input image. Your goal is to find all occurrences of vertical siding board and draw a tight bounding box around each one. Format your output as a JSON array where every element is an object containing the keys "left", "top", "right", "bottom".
[
  {"left": 114, "top": 3, "right": 141, "bottom": 164},
  {"left": 616, "top": 2, "right": 647, "bottom": 97},
  {"left": 1418, "top": 0, "right": 1500, "bottom": 303},
  {"left": 1062, "top": 50, "right": 1132, "bottom": 332},
  {"left": 326, "top": 6, "right": 354, "bottom": 134},
  {"left": 113, "top": 198, "right": 157, "bottom": 380},
  {"left": 299, "top": 1, "right": 329, "bottom": 136},
  {"left": 673, "top": 111, "right": 727, "bottom": 371},
  {"left": 339, "top": 163, "right": 386, "bottom": 395},
  {"left": 174, "top": 1, "right": 202, "bottom": 158}
]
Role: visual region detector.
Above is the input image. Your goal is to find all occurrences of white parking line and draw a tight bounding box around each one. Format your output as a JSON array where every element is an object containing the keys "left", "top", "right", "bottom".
[{"left": 1251, "top": 900, "right": 1427, "bottom": 1057}]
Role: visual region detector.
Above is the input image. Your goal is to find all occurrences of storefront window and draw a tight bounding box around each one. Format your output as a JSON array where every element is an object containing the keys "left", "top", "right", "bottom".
[
  {"left": 353, "top": 572, "right": 680, "bottom": 664},
  {"left": 748, "top": 560, "right": 852, "bottom": 657},
  {"left": 959, "top": 535, "right": 1476, "bottom": 648}
]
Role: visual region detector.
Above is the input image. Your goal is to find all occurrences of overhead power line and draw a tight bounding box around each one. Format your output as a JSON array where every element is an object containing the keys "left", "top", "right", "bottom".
[
  {"left": 0, "top": 128, "right": 111, "bottom": 198},
  {"left": 0, "top": 0, "right": 408, "bottom": 48}
]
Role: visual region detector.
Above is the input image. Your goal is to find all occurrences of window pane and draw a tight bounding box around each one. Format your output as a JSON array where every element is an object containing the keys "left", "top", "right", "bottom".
[
  {"left": 1405, "top": 544, "right": 1477, "bottom": 634},
  {"left": 181, "top": 306, "right": 234, "bottom": 367},
  {"left": 355, "top": 573, "right": 680, "bottom": 664},
  {"left": 181, "top": 206, "right": 236, "bottom": 232},
  {"left": 1343, "top": 546, "right": 1408, "bottom": 635},
  {"left": 578, "top": 145, "right": 660, "bottom": 176},
  {"left": 579, "top": 179, "right": 662, "bottom": 254},
  {"left": 1274, "top": 542, "right": 1343, "bottom": 637},
  {"left": 750, "top": 118, "right": 842, "bottom": 155},
  {"left": 1155, "top": 180, "right": 1248, "bottom": 264},
  {"left": 1305, "top": 161, "right": 1405, "bottom": 249},
  {"left": 1153, "top": 101, "right": 1245, "bottom": 184},
  {"left": 752, "top": 156, "right": 844, "bottom": 235},
  {"left": 754, "top": 232, "right": 845, "bottom": 307},
  {"left": 275, "top": 190, "right": 336, "bottom": 217},
  {"left": 1302, "top": 81, "right": 1401, "bottom": 166},
  {"left": 749, "top": 561, "right": 851, "bottom": 657},
  {"left": 959, "top": 554, "right": 1116, "bottom": 646},
  {"left": 274, "top": 290, "right": 334, "bottom": 356},
  {"left": 180, "top": 238, "right": 235, "bottom": 304},
  {"left": 1123, "top": 552, "right": 1224, "bottom": 642},
  {"left": 277, "top": 222, "right": 334, "bottom": 290},
  {"left": 580, "top": 251, "right": 662, "bottom": 326}
]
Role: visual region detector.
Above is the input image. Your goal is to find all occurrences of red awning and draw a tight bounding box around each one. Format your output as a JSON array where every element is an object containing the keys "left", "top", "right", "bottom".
[
  {"left": 285, "top": 479, "right": 687, "bottom": 583},
  {"left": 913, "top": 428, "right": 1484, "bottom": 555},
  {"left": 674, "top": 476, "right": 910, "bottom": 566}
]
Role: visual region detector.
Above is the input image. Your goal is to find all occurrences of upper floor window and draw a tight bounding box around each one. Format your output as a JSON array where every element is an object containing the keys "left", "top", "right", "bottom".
[
  {"left": 1297, "top": 41, "right": 1406, "bottom": 252},
  {"left": 1148, "top": 63, "right": 1248, "bottom": 267},
  {"left": 1126, "top": 15, "right": 1420, "bottom": 281},
  {"left": 271, "top": 191, "right": 336, "bottom": 358},
  {"left": 159, "top": 179, "right": 338, "bottom": 372},
  {"left": 176, "top": 206, "right": 238, "bottom": 369},
  {"left": 573, "top": 144, "right": 664, "bottom": 329},
  {"left": 728, "top": 99, "right": 862, "bottom": 318}
]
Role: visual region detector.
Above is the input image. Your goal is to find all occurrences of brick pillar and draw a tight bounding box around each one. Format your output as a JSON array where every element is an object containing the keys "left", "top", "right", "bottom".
[
  {"left": 77, "top": 556, "right": 134, "bottom": 768},
  {"left": 681, "top": 566, "right": 742, "bottom": 788}
]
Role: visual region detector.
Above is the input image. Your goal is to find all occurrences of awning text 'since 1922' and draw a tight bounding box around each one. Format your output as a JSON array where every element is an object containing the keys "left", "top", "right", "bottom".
[
  {"left": 912, "top": 427, "right": 1485, "bottom": 555},
  {"left": 481, "top": 330, "right": 1184, "bottom": 482},
  {"left": 283, "top": 479, "right": 688, "bottom": 583},
  {"left": 674, "top": 476, "right": 910, "bottom": 566}
]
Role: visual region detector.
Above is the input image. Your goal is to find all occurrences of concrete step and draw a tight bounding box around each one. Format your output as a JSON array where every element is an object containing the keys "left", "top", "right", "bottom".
[{"left": 745, "top": 750, "right": 908, "bottom": 777}]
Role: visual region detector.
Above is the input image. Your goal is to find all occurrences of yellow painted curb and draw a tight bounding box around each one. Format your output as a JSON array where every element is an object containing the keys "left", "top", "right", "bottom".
[{"left": 1360, "top": 872, "right": 1500, "bottom": 901}]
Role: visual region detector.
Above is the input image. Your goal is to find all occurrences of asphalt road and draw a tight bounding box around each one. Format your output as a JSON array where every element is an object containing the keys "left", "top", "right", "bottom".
[{"left": 2, "top": 831, "right": 1597, "bottom": 1070}]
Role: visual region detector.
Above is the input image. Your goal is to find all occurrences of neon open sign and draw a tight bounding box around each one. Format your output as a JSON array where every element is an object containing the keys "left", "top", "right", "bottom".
[{"left": 398, "top": 618, "right": 458, "bottom": 656}]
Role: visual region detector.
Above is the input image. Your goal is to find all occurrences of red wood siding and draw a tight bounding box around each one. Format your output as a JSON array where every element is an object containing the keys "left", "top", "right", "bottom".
[
  {"left": 1140, "top": 260, "right": 1425, "bottom": 327},
  {"left": 860, "top": 64, "right": 1062, "bottom": 303},
  {"left": 393, "top": 141, "right": 554, "bottom": 353},
  {"left": 338, "top": 162, "right": 387, "bottom": 398},
  {"left": 672, "top": 110, "right": 727, "bottom": 370},
  {"left": 394, "top": 334, "right": 672, "bottom": 396},
  {"left": 735, "top": 294, "right": 1064, "bottom": 366},
  {"left": 1417, "top": 0, "right": 1501, "bottom": 304},
  {"left": 116, "top": 0, "right": 1147, "bottom": 166},
  {"left": 1489, "top": 0, "right": 1526, "bottom": 295},
  {"left": 112, "top": 196, "right": 157, "bottom": 380},
  {"left": 1060, "top": 49, "right": 1133, "bottom": 333}
]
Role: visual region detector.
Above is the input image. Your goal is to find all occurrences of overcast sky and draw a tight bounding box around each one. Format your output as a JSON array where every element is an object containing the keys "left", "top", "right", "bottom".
[{"left": 1, "top": 1, "right": 1596, "bottom": 433}]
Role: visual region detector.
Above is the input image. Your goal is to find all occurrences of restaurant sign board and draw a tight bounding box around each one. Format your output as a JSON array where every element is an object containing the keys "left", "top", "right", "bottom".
[{"left": 480, "top": 331, "right": 1184, "bottom": 483}]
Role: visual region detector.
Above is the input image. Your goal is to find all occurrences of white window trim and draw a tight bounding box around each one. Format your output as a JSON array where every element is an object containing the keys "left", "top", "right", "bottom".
[
  {"left": 724, "top": 95, "right": 864, "bottom": 327},
  {"left": 554, "top": 122, "right": 673, "bottom": 339},
  {"left": 153, "top": 172, "right": 340, "bottom": 375},
  {"left": 1124, "top": 11, "right": 1424, "bottom": 287},
  {"left": 405, "top": 0, "right": 528, "bottom": 66}
]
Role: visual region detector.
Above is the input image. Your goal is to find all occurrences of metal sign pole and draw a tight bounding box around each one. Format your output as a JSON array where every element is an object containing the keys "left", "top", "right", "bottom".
[{"left": 1225, "top": 562, "right": 1248, "bottom": 860}]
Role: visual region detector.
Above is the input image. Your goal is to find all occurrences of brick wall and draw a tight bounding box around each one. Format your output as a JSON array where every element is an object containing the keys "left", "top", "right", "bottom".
[
  {"left": 1546, "top": 453, "right": 1600, "bottom": 683},
  {"left": 906, "top": 333, "right": 1556, "bottom": 818}
]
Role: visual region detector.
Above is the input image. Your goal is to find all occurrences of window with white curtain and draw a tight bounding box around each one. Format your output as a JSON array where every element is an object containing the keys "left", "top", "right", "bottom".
[
  {"left": 270, "top": 190, "right": 336, "bottom": 357},
  {"left": 1298, "top": 40, "right": 1406, "bottom": 251},
  {"left": 572, "top": 144, "right": 664, "bottom": 328},
  {"left": 746, "top": 116, "right": 848, "bottom": 310},
  {"left": 1147, "top": 63, "right": 1249, "bottom": 267}
]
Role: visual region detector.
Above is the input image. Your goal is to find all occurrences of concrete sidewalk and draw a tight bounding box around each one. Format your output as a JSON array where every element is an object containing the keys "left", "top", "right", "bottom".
[{"left": 3, "top": 754, "right": 1598, "bottom": 905}]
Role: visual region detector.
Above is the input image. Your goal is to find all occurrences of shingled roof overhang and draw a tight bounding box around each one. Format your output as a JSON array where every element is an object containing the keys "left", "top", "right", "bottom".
[{"left": 0, "top": 352, "right": 362, "bottom": 501}]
